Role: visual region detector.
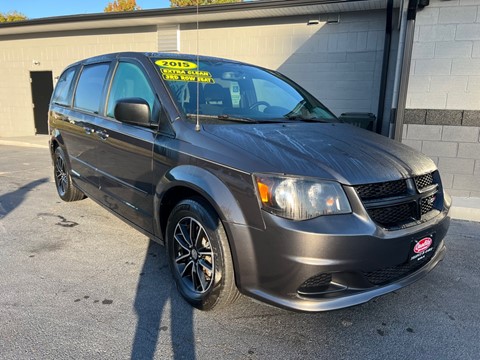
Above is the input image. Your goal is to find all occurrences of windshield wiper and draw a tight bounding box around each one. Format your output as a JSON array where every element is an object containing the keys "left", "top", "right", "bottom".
[
  {"left": 284, "top": 115, "right": 329, "bottom": 122},
  {"left": 217, "top": 115, "right": 290, "bottom": 124},
  {"left": 186, "top": 113, "right": 261, "bottom": 124},
  {"left": 217, "top": 114, "right": 259, "bottom": 123}
]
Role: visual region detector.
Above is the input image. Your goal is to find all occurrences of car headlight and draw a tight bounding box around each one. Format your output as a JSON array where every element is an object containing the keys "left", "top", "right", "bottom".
[{"left": 254, "top": 174, "right": 351, "bottom": 221}]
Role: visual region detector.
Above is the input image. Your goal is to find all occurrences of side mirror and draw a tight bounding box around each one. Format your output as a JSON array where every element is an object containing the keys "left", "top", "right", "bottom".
[{"left": 114, "top": 98, "right": 150, "bottom": 126}]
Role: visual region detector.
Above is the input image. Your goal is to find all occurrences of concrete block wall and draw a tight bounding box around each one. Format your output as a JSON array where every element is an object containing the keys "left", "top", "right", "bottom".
[
  {"left": 403, "top": 0, "right": 480, "bottom": 200},
  {"left": 180, "top": 10, "right": 390, "bottom": 117},
  {"left": 0, "top": 27, "right": 157, "bottom": 137},
  {"left": 408, "top": 0, "right": 480, "bottom": 109},
  {"left": 402, "top": 110, "right": 480, "bottom": 197}
]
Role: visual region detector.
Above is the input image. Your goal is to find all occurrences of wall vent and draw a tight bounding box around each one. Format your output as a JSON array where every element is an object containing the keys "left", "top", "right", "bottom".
[{"left": 157, "top": 25, "right": 180, "bottom": 52}]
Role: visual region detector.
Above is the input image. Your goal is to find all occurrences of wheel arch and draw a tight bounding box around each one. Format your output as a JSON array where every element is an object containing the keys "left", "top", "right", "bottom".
[
  {"left": 154, "top": 165, "right": 251, "bottom": 295},
  {"left": 49, "top": 129, "right": 65, "bottom": 160},
  {"left": 154, "top": 165, "right": 248, "bottom": 241}
]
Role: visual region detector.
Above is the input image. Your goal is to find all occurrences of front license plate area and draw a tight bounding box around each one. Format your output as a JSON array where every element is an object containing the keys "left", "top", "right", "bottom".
[{"left": 409, "top": 234, "right": 435, "bottom": 263}]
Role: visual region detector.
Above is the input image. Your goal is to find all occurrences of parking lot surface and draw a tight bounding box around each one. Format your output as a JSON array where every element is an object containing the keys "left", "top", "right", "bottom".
[{"left": 0, "top": 144, "right": 479, "bottom": 360}]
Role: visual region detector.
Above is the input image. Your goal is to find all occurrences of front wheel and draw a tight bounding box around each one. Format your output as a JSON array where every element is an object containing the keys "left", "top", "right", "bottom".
[
  {"left": 54, "top": 147, "right": 85, "bottom": 202},
  {"left": 166, "top": 198, "right": 239, "bottom": 310}
]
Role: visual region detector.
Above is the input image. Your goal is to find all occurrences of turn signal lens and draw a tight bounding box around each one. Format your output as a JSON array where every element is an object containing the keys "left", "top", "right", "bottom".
[
  {"left": 326, "top": 197, "right": 335, "bottom": 207},
  {"left": 257, "top": 181, "right": 270, "bottom": 203}
]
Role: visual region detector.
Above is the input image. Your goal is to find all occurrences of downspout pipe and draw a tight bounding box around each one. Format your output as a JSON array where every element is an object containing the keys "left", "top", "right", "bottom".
[
  {"left": 375, "top": 0, "right": 393, "bottom": 135},
  {"left": 389, "top": 0, "right": 419, "bottom": 140}
]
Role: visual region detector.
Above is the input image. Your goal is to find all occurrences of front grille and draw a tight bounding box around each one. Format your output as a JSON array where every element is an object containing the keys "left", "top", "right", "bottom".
[
  {"left": 414, "top": 173, "right": 434, "bottom": 191},
  {"left": 367, "top": 202, "right": 416, "bottom": 226},
  {"left": 421, "top": 195, "right": 436, "bottom": 215},
  {"left": 354, "top": 171, "right": 439, "bottom": 229},
  {"left": 355, "top": 179, "right": 407, "bottom": 200},
  {"left": 297, "top": 273, "right": 332, "bottom": 294},
  {"left": 363, "top": 249, "right": 435, "bottom": 285}
]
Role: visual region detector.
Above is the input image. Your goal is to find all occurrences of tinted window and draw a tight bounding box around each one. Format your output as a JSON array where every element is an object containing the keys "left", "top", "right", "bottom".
[
  {"left": 52, "top": 67, "right": 76, "bottom": 106},
  {"left": 74, "top": 63, "right": 110, "bottom": 113},
  {"left": 107, "top": 62, "right": 156, "bottom": 120}
]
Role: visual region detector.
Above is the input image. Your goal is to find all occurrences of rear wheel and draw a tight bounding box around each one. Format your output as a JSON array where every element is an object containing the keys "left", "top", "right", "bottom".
[
  {"left": 54, "top": 147, "right": 85, "bottom": 202},
  {"left": 166, "top": 198, "right": 239, "bottom": 310}
]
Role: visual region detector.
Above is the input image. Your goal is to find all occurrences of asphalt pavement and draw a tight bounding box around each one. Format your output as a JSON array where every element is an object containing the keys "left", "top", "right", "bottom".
[{"left": 0, "top": 142, "right": 479, "bottom": 360}]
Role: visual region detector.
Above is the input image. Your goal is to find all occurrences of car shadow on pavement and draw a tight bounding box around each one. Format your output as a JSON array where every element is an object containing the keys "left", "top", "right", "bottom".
[
  {"left": 131, "top": 240, "right": 196, "bottom": 360},
  {"left": 0, "top": 178, "right": 49, "bottom": 218}
]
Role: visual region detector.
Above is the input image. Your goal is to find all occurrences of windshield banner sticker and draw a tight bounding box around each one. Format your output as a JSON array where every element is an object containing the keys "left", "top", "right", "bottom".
[
  {"left": 155, "top": 59, "right": 197, "bottom": 69},
  {"left": 159, "top": 67, "right": 215, "bottom": 84}
]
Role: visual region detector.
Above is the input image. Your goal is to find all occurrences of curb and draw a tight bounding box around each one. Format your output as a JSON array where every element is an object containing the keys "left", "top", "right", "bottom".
[
  {"left": 0, "top": 140, "right": 49, "bottom": 149},
  {"left": 450, "top": 197, "right": 480, "bottom": 223},
  {"left": 0, "top": 138, "right": 49, "bottom": 149}
]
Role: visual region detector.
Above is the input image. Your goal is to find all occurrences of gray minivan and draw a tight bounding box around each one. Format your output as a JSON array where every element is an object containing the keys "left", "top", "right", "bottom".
[{"left": 49, "top": 52, "right": 450, "bottom": 312}]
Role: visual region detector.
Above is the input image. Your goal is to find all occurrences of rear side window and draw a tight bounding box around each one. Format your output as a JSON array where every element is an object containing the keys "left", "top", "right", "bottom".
[
  {"left": 51, "top": 67, "right": 76, "bottom": 106},
  {"left": 74, "top": 63, "right": 110, "bottom": 113}
]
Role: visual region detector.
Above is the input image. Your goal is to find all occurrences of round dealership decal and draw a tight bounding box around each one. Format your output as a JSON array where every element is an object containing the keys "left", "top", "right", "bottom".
[{"left": 414, "top": 237, "right": 433, "bottom": 254}]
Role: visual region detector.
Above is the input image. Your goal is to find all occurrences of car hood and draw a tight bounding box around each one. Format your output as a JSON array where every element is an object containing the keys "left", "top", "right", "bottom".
[{"left": 204, "top": 123, "right": 436, "bottom": 185}]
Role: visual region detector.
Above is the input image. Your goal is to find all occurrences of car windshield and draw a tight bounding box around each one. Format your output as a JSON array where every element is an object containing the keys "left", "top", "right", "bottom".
[{"left": 151, "top": 57, "right": 338, "bottom": 124}]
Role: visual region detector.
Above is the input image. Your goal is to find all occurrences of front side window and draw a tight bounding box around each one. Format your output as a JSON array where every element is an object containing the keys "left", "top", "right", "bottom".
[
  {"left": 74, "top": 63, "right": 110, "bottom": 113},
  {"left": 107, "top": 62, "right": 157, "bottom": 121},
  {"left": 152, "top": 57, "right": 337, "bottom": 124},
  {"left": 52, "top": 67, "right": 76, "bottom": 106}
]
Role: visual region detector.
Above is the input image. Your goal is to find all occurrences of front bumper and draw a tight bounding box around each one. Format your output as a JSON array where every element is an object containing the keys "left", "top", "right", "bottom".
[{"left": 226, "top": 195, "right": 451, "bottom": 312}]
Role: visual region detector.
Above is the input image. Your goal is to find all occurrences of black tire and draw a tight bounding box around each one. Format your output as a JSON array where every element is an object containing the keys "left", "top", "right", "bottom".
[
  {"left": 54, "top": 147, "right": 85, "bottom": 202},
  {"left": 166, "top": 198, "right": 240, "bottom": 311}
]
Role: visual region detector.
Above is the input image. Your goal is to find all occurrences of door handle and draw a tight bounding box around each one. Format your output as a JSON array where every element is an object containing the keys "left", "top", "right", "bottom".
[{"left": 97, "top": 130, "right": 109, "bottom": 140}]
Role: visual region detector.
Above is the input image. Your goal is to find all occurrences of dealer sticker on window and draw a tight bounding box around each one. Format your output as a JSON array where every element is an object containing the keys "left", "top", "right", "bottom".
[
  {"left": 155, "top": 59, "right": 198, "bottom": 70},
  {"left": 156, "top": 59, "right": 215, "bottom": 84}
]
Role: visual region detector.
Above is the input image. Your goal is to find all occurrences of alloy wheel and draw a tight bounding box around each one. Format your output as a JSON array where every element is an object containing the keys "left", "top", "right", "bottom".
[
  {"left": 173, "top": 217, "right": 214, "bottom": 294},
  {"left": 55, "top": 155, "right": 68, "bottom": 196}
]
